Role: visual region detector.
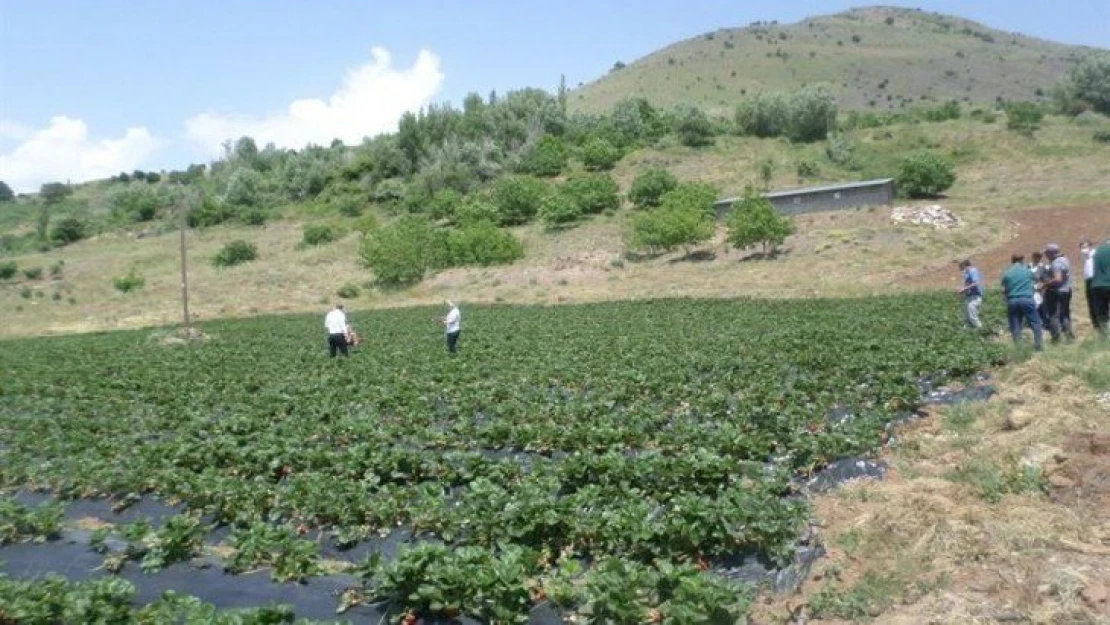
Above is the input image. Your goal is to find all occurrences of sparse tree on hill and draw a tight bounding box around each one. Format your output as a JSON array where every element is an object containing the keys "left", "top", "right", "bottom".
[
  {"left": 39, "top": 182, "right": 71, "bottom": 205},
  {"left": 0, "top": 180, "right": 13, "bottom": 202},
  {"left": 896, "top": 152, "right": 956, "bottom": 198},
  {"left": 726, "top": 189, "right": 795, "bottom": 255},
  {"left": 1063, "top": 52, "right": 1110, "bottom": 115}
]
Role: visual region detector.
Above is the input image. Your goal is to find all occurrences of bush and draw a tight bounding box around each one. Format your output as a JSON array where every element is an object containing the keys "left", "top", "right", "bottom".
[
  {"left": 113, "top": 269, "right": 145, "bottom": 293},
  {"left": 922, "top": 100, "right": 961, "bottom": 122},
  {"left": 334, "top": 195, "right": 365, "bottom": 217},
  {"left": 39, "top": 182, "right": 72, "bottom": 205},
  {"left": 49, "top": 261, "right": 64, "bottom": 278},
  {"left": 726, "top": 190, "right": 796, "bottom": 254},
  {"left": 1094, "top": 130, "right": 1110, "bottom": 143},
  {"left": 580, "top": 138, "right": 622, "bottom": 171},
  {"left": 627, "top": 204, "right": 715, "bottom": 255},
  {"left": 301, "top": 224, "right": 337, "bottom": 247},
  {"left": 735, "top": 86, "right": 837, "bottom": 142},
  {"left": 1065, "top": 52, "right": 1110, "bottom": 115},
  {"left": 22, "top": 267, "right": 43, "bottom": 280},
  {"left": 454, "top": 196, "right": 500, "bottom": 227},
  {"left": 795, "top": 160, "right": 820, "bottom": 179},
  {"left": 674, "top": 107, "right": 716, "bottom": 147},
  {"left": 1005, "top": 101, "right": 1045, "bottom": 135},
  {"left": 337, "top": 283, "right": 361, "bottom": 299},
  {"left": 238, "top": 208, "right": 268, "bottom": 226},
  {"left": 225, "top": 167, "right": 264, "bottom": 208},
  {"left": 896, "top": 152, "right": 956, "bottom": 198},
  {"left": 0, "top": 180, "right": 13, "bottom": 202},
  {"left": 353, "top": 214, "right": 381, "bottom": 236},
  {"left": 110, "top": 184, "right": 161, "bottom": 222},
  {"left": 519, "top": 135, "right": 568, "bottom": 177},
  {"left": 0, "top": 261, "right": 17, "bottom": 280},
  {"left": 213, "top": 240, "right": 258, "bottom": 267},
  {"left": 538, "top": 190, "right": 583, "bottom": 229},
  {"left": 359, "top": 216, "right": 447, "bottom": 286},
  {"left": 50, "top": 217, "right": 87, "bottom": 245},
  {"left": 490, "top": 175, "right": 548, "bottom": 226},
  {"left": 446, "top": 222, "right": 525, "bottom": 266},
  {"left": 562, "top": 173, "right": 620, "bottom": 215},
  {"left": 825, "top": 136, "right": 855, "bottom": 166},
  {"left": 659, "top": 182, "right": 719, "bottom": 216},
  {"left": 629, "top": 169, "right": 679, "bottom": 209},
  {"left": 427, "top": 188, "right": 463, "bottom": 221},
  {"left": 187, "top": 196, "right": 234, "bottom": 228}
]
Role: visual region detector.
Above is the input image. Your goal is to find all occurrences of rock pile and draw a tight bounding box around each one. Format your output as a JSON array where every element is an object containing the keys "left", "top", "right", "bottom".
[{"left": 891, "top": 205, "right": 964, "bottom": 229}]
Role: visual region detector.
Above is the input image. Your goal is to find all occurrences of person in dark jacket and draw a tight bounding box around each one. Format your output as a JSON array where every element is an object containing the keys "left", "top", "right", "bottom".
[{"left": 1000, "top": 253, "right": 1043, "bottom": 350}]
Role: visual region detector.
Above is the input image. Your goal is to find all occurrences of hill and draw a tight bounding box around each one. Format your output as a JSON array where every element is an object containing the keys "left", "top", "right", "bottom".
[{"left": 571, "top": 6, "right": 1100, "bottom": 114}]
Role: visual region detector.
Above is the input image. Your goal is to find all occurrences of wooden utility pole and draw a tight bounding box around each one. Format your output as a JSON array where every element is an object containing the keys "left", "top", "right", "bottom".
[{"left": 179, "top": 188, "right": 193, "bottom": 330}]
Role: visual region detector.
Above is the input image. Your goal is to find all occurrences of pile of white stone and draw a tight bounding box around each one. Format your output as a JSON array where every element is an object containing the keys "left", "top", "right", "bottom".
[{"left": 891, "top": 205, "right": 964, "bottom": 229}]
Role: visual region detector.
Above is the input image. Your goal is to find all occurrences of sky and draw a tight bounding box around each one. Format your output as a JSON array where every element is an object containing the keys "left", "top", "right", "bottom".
[{"left": 1, "top": 0, "right": 1107, "bottom": 194}]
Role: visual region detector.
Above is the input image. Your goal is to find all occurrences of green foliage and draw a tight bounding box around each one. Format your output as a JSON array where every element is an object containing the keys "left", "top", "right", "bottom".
[
  {"left": 227, "top": 522, "right": 322, "bottom": 583},
  {"left": 760, "top": 159, "right": 775, "bottom": 190},
  {"left": 922, "top": 100, "right": 962, "bottom": 122},
  {"left": 1004, "top": 101, "right": 1045, "bottom": 135},
  {"left": 0, "top": 180, "right": 13, "bottom": 202},
  {"left": 538, "top": 189, "right": 583, "bottom": 229},
  {"left": 0, "top": 261, "right": 17, "bottom": 280},
  {"left": 735, "top": 86, "right": 837, "bottom": 142},
  {"left": 427, "top": 188, "right": 464, "bottom": 221},
  {"left": 336, "top": 283, "right": 361, "bottom": 299},
  {"left": 454, "top": 196, "right": 500, "bottom": 227},
  {"left": 796, "top": 160, "right": 820, "bottom": 179},
  {"left": 896, "top": 152, "right": 957, "bottom": 198},
  {"left": 187, "top": 195, "right": 234, "bottom": 228},
  {"left": 225, "top": 167, "right": 264, "bottom": 208},
  {"left": 726, "top": 190, "right": 796, "bottom": 254},
  {"left": 659, "top": 181, "right": 718, "bottom": 216},
  {"left": 628, "top": 168, "right": 679, "bottom": 210},
  {"left": 446, "top": 222, "right": 525, "bottom": 266},
  {"left": 110, "top": 183, "right": 162, "bottom": 223},
  {"left": 580, "top": 137, "right": 622, "bottom": 171},
  {"left": 561, "top": 172, "right": 620, "bottom": 215},
  {"left": 301, "top": 224, "right": 337, "bottom": 247},
  {"left": 1094, "top": 129, "right": 1110, "bottom": 143},
  {"left": 359, "top": 215, "right": 447, "bottom": 286},
  {"left": 674, "top": 106, "right": 716, "bottom": 147},
  {"left": 627, "top": 202, "right": 714, "bottom": 255},
  {"left": 22, "top": 266, "right": 43, "bottom": 280},
  {"left": 825, "top": 136, "right": 855, "bottom": 166},
  {"left": 1065, "top": 51, "right": 1110, "bottom": 115},
  {"left": 490, "top": 175, "right": 548, "bottom": 226},
  {"left": 50, "top": 217, "right": 87, "bottom": 245},
  {"left": 113, "top": 269, "right": 146, "bottom": 293},
  {"left": 39, "top": 182, "right": 72, "bottom": 205},
  {"left": 0, "top": 497, "right": 63, "bottom": 545},
  {"left": 49, "top": 261, "right": 64, "bottom": 278},
  {"left": 212, "top": 240, "right": 258, "bottom": 267},
  {"left": 334, "top": 194, "right": 365, "bottom": 217},
  {"left": 518, "top": 134, "right": 568, "bottom": 177}
]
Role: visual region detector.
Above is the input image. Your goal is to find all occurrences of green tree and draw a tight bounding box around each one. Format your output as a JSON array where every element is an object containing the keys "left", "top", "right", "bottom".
[
  {"left": 359, "top": 216, "right": 447, "bottom": 286},
  {"left": 39, "top": 182, "right": 72, "bottom": 205},
  {"left": 490, "top": 175, "right": 548, "bottom": 226},
  {"left": 896, "top": 152, "right": 957, "bottom": 198},
  {"left": 1065, "top": 52, "right": 1110, "bottom": 114},
  {"left": 659, "top": 182, "right": 719, "bottom": 216},
  {"left": 0, "top": 181, "right": 13, "bottom": 202},
  {"left": 212, "top": 240, "right": 258, "bottom": 267},
  {"left": 225, "top": 168, "right": 264, "bottom": 208},
  {"left": 428, "top": 188, "right": 464, "bottom": 221},
  {"left": 519, "top": 135, "right": 568, "bottom": 177},
  {"left": 759, "top": 159, "right": 775, "bottom": 191},
  {"left": 538, "top": 190, "right": 582, "bottom": 230},
  {"left": 1004, "top": 101, "right": 1045, "bottom": 136},
  {"left": 446, "top": 221, "right": 525, "bottom": 266},
  {"left": 562, "top": 173, "right": 620, "bottom": 215},
  {"left": 110, "top": 184, "right": 161, "bottom": 222},
  {"left": 454, "top": 195, "right": 500, "bottom": 226},
  {"left": 628, "top": 168, "right": 678, "bottom": 210},
  {"left": 626, "top": 204, "right": 715, "bottom": 256},
  {"left": 674, "top": 107, "right": 716, "bottom": 147},
  {"left": 50, "top": 217, "right": 87, "bottom": 245},
  {"left": 726, "top": 190, "right": 795, "bottom": 255},
  {"left": 580, "top": 137, "right": 622, "bottom": 171}
]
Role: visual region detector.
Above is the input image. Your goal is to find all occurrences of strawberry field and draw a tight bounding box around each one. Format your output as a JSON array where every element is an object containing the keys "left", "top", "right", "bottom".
[{"left": 0, "top": 295, "right": 1003, "bottom": 623}]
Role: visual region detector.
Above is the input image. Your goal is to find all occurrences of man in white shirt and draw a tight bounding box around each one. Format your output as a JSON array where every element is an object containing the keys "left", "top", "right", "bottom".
[
  {"left": 442, "top": 300, "right": 461, "bottom": 354},
  {"left": 1081, "top": 239, "right": 1096, "bottom": 330},
  {"left": 324, "top": 304, "right": 349, "bottom": 358}
]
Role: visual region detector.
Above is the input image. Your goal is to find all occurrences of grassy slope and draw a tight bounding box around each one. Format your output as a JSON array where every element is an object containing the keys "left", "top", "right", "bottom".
[
  {"left": 1, "top": 114, "right": 1107, "bottom": 339},
  {"left": 571, "top": 6, "right": 1097, "bottom": 115}
]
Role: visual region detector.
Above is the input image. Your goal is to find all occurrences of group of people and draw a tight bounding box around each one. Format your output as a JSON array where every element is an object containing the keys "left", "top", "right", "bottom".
[
  {"left": 323, "top": 300, "right": 462, "bottom": 358},
  {"left": 960, "top": 238, "right": 1110, "bottom": 350}
]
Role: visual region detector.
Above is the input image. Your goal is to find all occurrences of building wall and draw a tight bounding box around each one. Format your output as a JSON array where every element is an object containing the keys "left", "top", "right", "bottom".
[{"left": 714, "top": 181, "right": 894, "bottom": 218}]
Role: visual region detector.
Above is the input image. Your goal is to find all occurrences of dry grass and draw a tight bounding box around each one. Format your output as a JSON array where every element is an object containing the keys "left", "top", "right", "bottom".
[{"left": 754, "top": 337, "right": 1110, "bottom": 624}]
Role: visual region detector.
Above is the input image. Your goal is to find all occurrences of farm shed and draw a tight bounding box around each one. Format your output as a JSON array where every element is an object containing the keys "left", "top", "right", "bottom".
[{"left": 714, "top": 178, "right": 895, "bottom": 218}]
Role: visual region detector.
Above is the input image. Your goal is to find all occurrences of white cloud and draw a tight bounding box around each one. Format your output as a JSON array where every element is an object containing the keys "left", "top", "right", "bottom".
[
  {"left": 0, "top": 116, "right": 160, "bottom": 193},
  {"left": 185, "top": 47, "right": 445, "bottom": 156}
]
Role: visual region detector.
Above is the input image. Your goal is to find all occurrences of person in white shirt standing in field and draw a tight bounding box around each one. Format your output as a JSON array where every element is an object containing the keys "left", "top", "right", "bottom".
[
  {"left": 1081, "top": 239, "right": 1097, "bottom": 330},
  {"left": 324, "top": 304, "right": 349, "bottom": 358},
  {"left": 442, "top": 300, "right": 462, "bottom": 354}
]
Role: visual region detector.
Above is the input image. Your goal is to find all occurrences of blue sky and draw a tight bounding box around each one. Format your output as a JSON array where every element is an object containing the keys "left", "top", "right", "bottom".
[{"left": 1, "top": 0, "right": 1106, "bottom": 193}]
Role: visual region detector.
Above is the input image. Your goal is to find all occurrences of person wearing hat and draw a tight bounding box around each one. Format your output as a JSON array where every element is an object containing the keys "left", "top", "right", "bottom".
[
  {"left": 441, "top": 300, "right": 462, "bottom": 354},
  {"left": 956, "top": 259, "right": 983, "bottom": 329},
  {"left": 1043, "top": 243, "right": 1076, "bottom": 343},
  {"left": 1091, "top": 237, "right": 1110, "bottom": 338}
]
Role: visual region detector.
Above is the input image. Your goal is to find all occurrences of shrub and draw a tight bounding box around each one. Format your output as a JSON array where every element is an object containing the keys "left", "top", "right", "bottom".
[
  {"left": 627, "top": 204, "right": 715, "bottom": 256},
  {"left": 735, "top": 86, "right": 836, "bottom": 142},
  {"left": 110, "top": 184, "right": 161, "bottom": 222},
  {"left": 446, "top": 222, "right": 525, "bottom": 266},
  {"left": 187, "top": 196, "right": 233, "bottom": 228},
  {"left": 113, "top": 269, "right": 145, "bottom": 293},
  {"left": 825, "top": 136, "right": 855, "bottom": 166},
  {"left": 20, "top": 287, "right": 32, "bottom": 299},
  {"left": 490, "top": 175, "right": 548, "bottom": 226},
  {"left": 50, "top": 217, "right": 87, "bottom": 245},
  {"left": 0, "top": 180, "right": 13, "bottom": 202},
  {"left": 238, "top": 208, "right": 268, "bottom": 226},
  {"left": 629, "top": 169, "right": 679, "bottom": 209},
  {"left": 580, "top": 138, "right": 622, "bottom": 171},
  {"left": 454, "top": 196, "right": 500, "bottom": 227},
  {"left": 1065, "top": 51, "right": 1110, "bottom": 115},
  {"left": 213, "top": 240, "right": 258, "bottom": 267},
  {"left": 896, "top": 152, "right": 956, "bottom": 198},
  {"left": 301, "top": 224, "right": 337, "bottom": 247},
  {"left": 353, "top": 214, "right": 381, "bottom": 236},
  {"left": 359, "top": 216, "right": 448, "bottom": 286},
  {"left": 562, "top": 173, "right": 620, "bottom": 215},
  {"left": 674, "top": 107, "right": 716, "bottom": 147},
  {"left": 0, "top": 261, "right": 17, "bottom": 280},
  {"left": 337, "top": 283, "right": 361, "bottom": 299},
  {"left": 1004, "top": 101, "right": 1045, "bottom": 135},
  {"left": 225, "top": 167, "right": 264, "bottom": 208},
  {"left": 49, "top": 261, "right": 64, "bottom": 278},
  {"left": 22, "top": 267, "right": 43, "bottom": 280},
  {"left": 539, "top": 190, "right": 583, "bottom": 229},
  {"left": 1094, "top": 130, "right": 1110, "bottom": 143},
  {"left": 519, "top": 135, "right": 568, "bottom": 177},
  {"left": 39, "top": 182, "right": 72, "bottom": 205},
  {"left": 427, "top": 188, "right": 463, "bottom": 221},
  {"left": 795, "top": 160, "right": 820, "bottom": 179},
  {"left": 726, "top": 190, "right": 796, "bottom": 254},
  {"left": 922, "top": 100, "right": 961, "bottom": 122},
  {"left": 659, "top": 182, "right": 719, "bottom": 216},
  {"left": 334, "top": 195, "right": 365, "bottom": 217}
]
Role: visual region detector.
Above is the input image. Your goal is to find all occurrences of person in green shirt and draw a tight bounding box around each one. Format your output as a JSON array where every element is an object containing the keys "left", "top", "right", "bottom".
[
  {"left": 1000, "top": 253, "right": 1043, "bottom": 350},
  {"left": 1091, "top": 239, "right": 1110, "bottom": 338}
]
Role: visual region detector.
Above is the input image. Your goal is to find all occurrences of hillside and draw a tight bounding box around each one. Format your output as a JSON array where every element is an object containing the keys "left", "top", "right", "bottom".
[{"left": 572, "top": 6, "right": 1099, "bottom": 114}]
